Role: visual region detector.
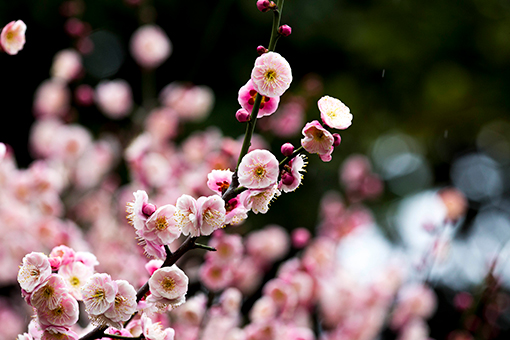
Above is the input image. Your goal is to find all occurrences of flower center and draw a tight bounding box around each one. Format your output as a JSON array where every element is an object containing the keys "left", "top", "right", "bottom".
[
  {"left": 162, "top": 277, "right": 176, "bottom": 292},
  {"left": 6, "top": 32, "right": 13, "bottom": 41},
  {"left": 155, "top": 216, "right": 168, "bottom": 231},
  {"left": 70, "top": 276, "right": 80, "bottom": 287},
  {"left": 264, "top": 69, "right": 277, "bottom": 82},
  {"left": 254, "top": 165, "right": 266, "bottom": 178},
  {"left": 43, "top": 285, "right": 55, "bottom": 298}
]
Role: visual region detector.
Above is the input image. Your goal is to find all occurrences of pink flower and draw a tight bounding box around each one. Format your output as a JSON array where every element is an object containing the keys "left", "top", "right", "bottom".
[
  {"left": 145, "top": 259, "right": 163, "bottom": 276},
  {"left": 224, "top": 196, "right": 249, "bottom": 225},
  {"left": 130, "top": 25, "right": 172, "bottom": 69},
  {"left": 81, "top": 273, "right": 118, "bottom": 317},
  {"left": 279, "top": 154, "right": 307, "bottom": 193},
  {"left": 205, "top": 232, "right": 244, "bottom": 264},
  {"left": 301, "top": 120, "right": 334, "bottom": 162},
  {"left": 318, "top": 95, "right": 352, "bottom": 130},
  {"left": 58, "top": 261, "right": 94, "bottom": 300},
  {"left": 0, "top": 142, "right": 6, "bottom": 162},
  {"left": 199, "top": 261, "right": 233, "bottom": 292},
  {"left": 238, "top": 79, "right": 280, "bottom": 118},
  {"left": 251, "top": 52, "right": 292, "bottom": 98},
  {"left": 37, "top": 293, "right": 79, "bottom": 327},
  {"left": 141, "top": 314, "right": 175, "bottom": 340},
  {"left": 143, "top": 204, "right": 181, "bottom": 245},
  {"left": 159, "top": 82, "right": 214, "bottom": 122},
  {"left": 1, "top": 20, "right": 26, "bottom": 55},
  {"left": 103, "top": 280, "right": 137, "bottom": 328},
  {"left": 33, "top": 79, "right": 71, "bottom": 119},
  {"left": 49, "top": 246, "right": 75, "bottom": 267},
  {"left": 207, "top": 169, "right": 233, "bottom": 195},
  {"left": 50, "top": 49, "right": 82, "bottom": 82},
  {"left": 126, "top": 190, "right": 152, "bottom": 231},
  {"left": 17, "top": 252, "right": 52, "bottom": 293},
  {"left": 238, "top": 149, "right": 279, "bottom": 189},
  {"left": 148, "top": 265, "right": 188, "bottom": 310},
  {"left": 197, "top": 195, "right": 226, "bottom": 236},
  {"left": 246, "top": 225, "right": 290, "bottom": 265},
  {"left": 95, "top": 79, "right": 133, "bottom": 119},
  {"left": 41, "top": 328, "right": 79, "bottom": 340},
  {"left": 30, "top": 274, "right": 68, "bottom": 310},
  {"left": 174, "top": 194, "right": 199, "bottom": 237},
  {"left": 242, "top": 184, "right": 280, "bottom": 214}
]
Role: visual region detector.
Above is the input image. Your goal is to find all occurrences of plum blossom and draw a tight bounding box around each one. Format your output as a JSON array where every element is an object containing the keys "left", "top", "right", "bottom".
[
  {"left": 251, "top": 52, "right": 292, "bottom": 98},
  {"left": 174, "top": 194, "right": 200, "bottom": 237},
  {"left": 207, "top": 169, "right": 233, "bottom": 195},
  {"left": 242, "top": 184, "right": 280, "bottom": 214},
  {"left": 1, "top": 20, "right": 26, "bottom": 55},
  {"left": 318, "top": 95, "right": 352, "bottom": 130},
  {"left": 30, "top": 274, "right": 68, "bottom": 310},
  {"left": 81, "top": 273, "right": 118, "bottom": 320},
  {"left": 147, "top": 265, "right": 188, "bottom": 311},
  {"left": 17, "top": 252, "right": 52, "bottom": 293},
  {"left": 143, "top": 204, "right": 181, "bottom": 245},
  {"left": 103, "top": 280, "right": 137, "bottom": 328},
  {"left": 279, "top": 154, "right": 307, "bottom": 193},
  {"left": 238, "top": 79, "right": 280, "bottom": 118},
  {"left": 41, "top": 327, "right": 79, "bottom": 340},
  {"left": 126, "top": 190, "right": 153, "bottom": 231},
  {"left": 37, "top": 293, "right": 79, "bottom": 327},
  {"left": 159, "top": 82, "right": 214, "bottom": 122},
  {"left": 141, "top": 313, "right": 175, "bottom": 340},
  {"left": 301, "top": 120, "right": 335, "bottom": 162},
  {"left": 95, "top": 79, "right": 133, "bottom": 119},
  {"left": 238, "top": 149, "right": 279, "bottom": 189},
  {"left": 58, "top": 261, "right": 94, "bottom": 300},
  {"left": 130, "top": 25, "right": 172, "bottom": 69},
  {"left": 224, "top": 196, "right": 249, "bottom": 225},
  {"left": 197, "top": 195, "right": 226, "bottom": 236},
  {"left": 50, "top": 49, "right": 82, "bottom": 82}
]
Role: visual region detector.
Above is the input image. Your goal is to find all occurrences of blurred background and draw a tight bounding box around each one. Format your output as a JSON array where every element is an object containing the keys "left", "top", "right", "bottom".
[{"left": 1, "top": 0, "right": 510, "bottom": 339}]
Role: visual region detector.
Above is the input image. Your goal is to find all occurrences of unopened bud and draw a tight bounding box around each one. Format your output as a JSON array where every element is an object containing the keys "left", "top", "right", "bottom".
[
  {"left": 281, "top": 143, "right": 294, "bottom": 157},
  {"left": 142, "top": 203, "right": 157, "bottom": 217},
  {"left": 332, "top": 133, "right": 341, "bottom": 147},
  {"left": 256, "top": 0, "right": 271, "bottom": 12},
  {"left": 256, "top": 45, "right": 268, "bottom": 55},
  {"left": 278, "top": 24, "right": 292, "bottom": 37},
  {"left": 281, "top": 172, "right": 294, "bottom": 185},
  {"left": 236, "top": 108, "right": 251, "bottom": 123}
]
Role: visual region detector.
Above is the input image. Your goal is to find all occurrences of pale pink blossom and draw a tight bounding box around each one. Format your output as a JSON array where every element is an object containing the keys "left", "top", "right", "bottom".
[
  {"left": 438, "top": 187, "right": 467, "bottom": 222},
  {"left": 58, "top": 261, "right": 94, "bottom": 300},
  {"left": 0, "top": 143, "right": 6, "bottom": 162},
  {"left": 238, "top": 79, "right": 280, "bottom": 118},
  {"left": 143, "top": 204, "right": 181, "bottom": 245},
  {"left": 279, "top": 154, "right": 307, "bottom": 193},
  {"left": 318, "top": 95, "right": 352, "bottom": 130},
  {"left": 199, "top": 261, "right": 233, "bottom": 292},
  {"left": 145, "top": 259, "right": 164, "bottom": 276},
  {"left": 245, "top": 225, "right": 290, "bottom": 265},
  {"left": 197, "top": 195, "right": 226, "bottom": 236},
  {"left": 291, "top": 228, "right": 311, "bottom": 248},
  {"left": 103, "top": 280, "right": 137, "bottom": 328},
  {"left": 53, "top": 124, "right": 92, "bottom": 162},
  {"left": 126, "top": 190, "right": 152, "bottom": 231},
  {"left": 267, "top": 100, "right": 305, "bottom": 138},
  {"left": 251, "top": 52, "right": 292, "bottom": 97},
  {"left": 220, "top": 287, "right": 243, "bottom": 315},
  {"left": 172, "top": 292, "right": 207, "bottom": 326},
  {"left": 207, "top": 169, "right": 233, "bottom": 195},
  {"left": 141, "top": 313, "right": 175, "bottom": 340},
  {"left": 41, "top": 328, "right": 79, "bottom": 340},
  {"left": 130, "top": 25, "right": 172, "bottom": 69},
  {"left": 391, "top": 283, "right": 437, "bottom": 330},
  {"left": 145, "top": 107, "right": 179, "bottom": 142},
  {"left": 205, "top": 232, "right": 243, "bottom": 264},
  {"left": 224, "top": 196, "right": 249, "bottom": 225},
  {"left": 160, "top": 82, "right": 214, "bottom": 122},
  {"left": 238, "top": 149, "right": 279, "bottom": 189},
  {"left": 49, "top": 245, "right": 76, "bottom": 267},
  {"left": 148, "top": 265, "right": 188, "bottom": 307},
  {"left": 74, "top": 251, "right": 99, "bottom": 269},
  {"left": 95, "top": 79, "right": 133, "bottom": 119},
  {"left": 81, "top": 273, "right": 118, "bottom": 317},
  {"left": 242, "top": 184, "right": 280, "bottom": 214},
  {"left": 174, "top": 194, "right": 199, "bottom": 237},
  {"left": 31, "top": 274, "right": 68, "bottom": 310},
  {"left": 250, "top": 296, "right": 277, "bottom": 322},
  {"left": 33, "top": 79, "right": 71, "bottom": 119},
  {"left": 263, "top": 278, "right": 298, "bottom": 314},
  {"left": 1, "top": 20, "right": 26, "bottom": 55},
  {"left": 50, "top": 49, "right": 82, "bottom": 82},
  {"left": 301, "top": 120, "right": 334, "bottom": 162},
  {"left": 17, "top": 333, "right": 33, "bottom": 340},
  {"left": 37, "top": 293, "right": 79, "bottom": 327},
  {"left": 17, "top": 252, "right": 52, "bottom": 293}
]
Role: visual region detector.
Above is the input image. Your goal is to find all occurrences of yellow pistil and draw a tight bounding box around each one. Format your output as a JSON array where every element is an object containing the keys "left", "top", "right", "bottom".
[
  {"left": 161, "top": 277, "right": 176, "bottom": 292},
  {"left": 70, "top": 276, "right": 80, "bottom": 287},
  {"left": 155, "top": 216, "right": 168, "bottom": 231}
]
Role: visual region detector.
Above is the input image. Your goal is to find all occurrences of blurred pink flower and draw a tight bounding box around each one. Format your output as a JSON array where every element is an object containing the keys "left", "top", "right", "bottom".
[
  {"left": 50, "top": 49, "right": 82, "bottom": 82},
  {"left": 160, "top": 82, "right": 214, "bottom": 122},
  {"left": 95, "top": 79, "right": 133, "bottom": 119},
  {"left": 318, "top": 95, "right": 352, "bottom": 130},
  {"left": 251, "top": 52, "right": 292, "bottom": 97},
  {"left": 199, "top": 261, "right": 233, "bottom": 292},
  {"left": 130, "top": 25, "right": 172, "bottom": 69},
  {"left": 238, "top": 149, "right": 279, "bottom": 189},
  {"left": 1, "top": 20, "right": 26, "bottom": 55},
  {"left": 246, "top": 225, "right": 290, "bottom": 266},
  {"left": 33, "top": 79, "right": 71, "bottom": 119},
  {"left": 238, "top": 79, "right": 280, "bottom": 118}
]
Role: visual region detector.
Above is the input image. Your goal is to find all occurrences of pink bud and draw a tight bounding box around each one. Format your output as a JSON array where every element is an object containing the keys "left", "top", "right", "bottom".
[
  {"left": 142, "top": 203, "right": 157, "bottom": 217},
  {"left": 278, "top": 24, "right": 292, "bottom": 37},
  {"left": 281, "top": 143, "right": 294, "bottom": 157},
  {"left": 281, "top": 172, "right": 294, "bottom": 185},
  {"left": 291, "top": 227, "right": 311, "bottom": 248},
  {"left": 75, "top": 84, "right": 94, "bottom": 106},
  {"left": 236, "top": 108, "right": 251, "bottom": 123},
  {"left": 256, "top": 45, "right": 268, "bottom": 55},
  {"left": 332, "top": 133, "right": 341, "bottom": 147},
  {"left": 256, "top": 0, "right": 271, "bottom": 12}
]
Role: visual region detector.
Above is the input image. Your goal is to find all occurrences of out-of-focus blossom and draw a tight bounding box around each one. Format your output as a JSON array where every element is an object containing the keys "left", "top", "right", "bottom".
[
  {"left": 340, "top": 154, "right": 383, "bottom": 202},
  {"left": 33, "top": 79, "right": 71, "bottom": 119},
  {"left": 246, "top": 225, "right": 290, "bottom": 266},
  {"left": 438, "top": 187, "right": 467, "bottom": 222},
  {"left": 238, "top": 79, "right": 280, "bottom": 118},
  {"left": 318, "top": 95, "right": 352, "bottom": 130},
  {"left": 206, "top": 232, "right": 243, "bottom": 264},
  {"left": 1, "top": 20, "right": 26, "bottom": 55},
  {"left": 251, "top": 52, "right": 292, "bottom": 98},
  {"left": 74, "top": 84, "right": 95, "bottom": 106},
  {"left": 160, "top": 82, "right": 214, "bottom": 122},
  {"left": 145, "top": 107, "right": 179, "bottom": 142},
  {"left": 50, "top": 49, "right": 82, "bottom": 82},
  {"left": 301, "top": 120, "right": 334, "bottom": 162},
  {"left": 391, "top": 283, "right": 437, "bottom": 330},
  {"left": 199, "top": 260, "right": 233, "bottom": 292},
  {"left": 17, "top": 252, "right": 52, "bottom": 293},
  {"left": 238, "top": 149, "right": 279, "bottom": 189},
  {"left": 266, "top": 99, "right": 305, "bottom": 138},
  {"left": 0, "top": 142, "right": 6, "bottom": 162},
  {"left": 95, "top": 79, "right": 133, "bottom": 119},
  {"left": 130, "top": 25, "right": 172, "bottom": 69}
]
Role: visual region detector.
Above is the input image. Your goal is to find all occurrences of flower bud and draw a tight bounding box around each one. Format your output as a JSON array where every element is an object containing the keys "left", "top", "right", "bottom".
[
  {"left": 281, "top": 143, "right": 294, "bottom": 157},
  {"left": 257, "top": 45, "right": 268, "bottom": 55},
  {"left": 142, "top": 203, "right": 157, "bottom": 217},
  {"left": 236, "top": 108, "right": 251, "bottom": 123},
  {"left": 256, "top": 0, "right": 271, "bottom": 12},
  {"left": 281, "top": 172, "right": 294, "bottom": 186},
  {"left": 332, "top": 133, "right": 341, "bottom": 147},
  {"left": 278, "top": 24, "right": 292, "bottom": 37}
]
